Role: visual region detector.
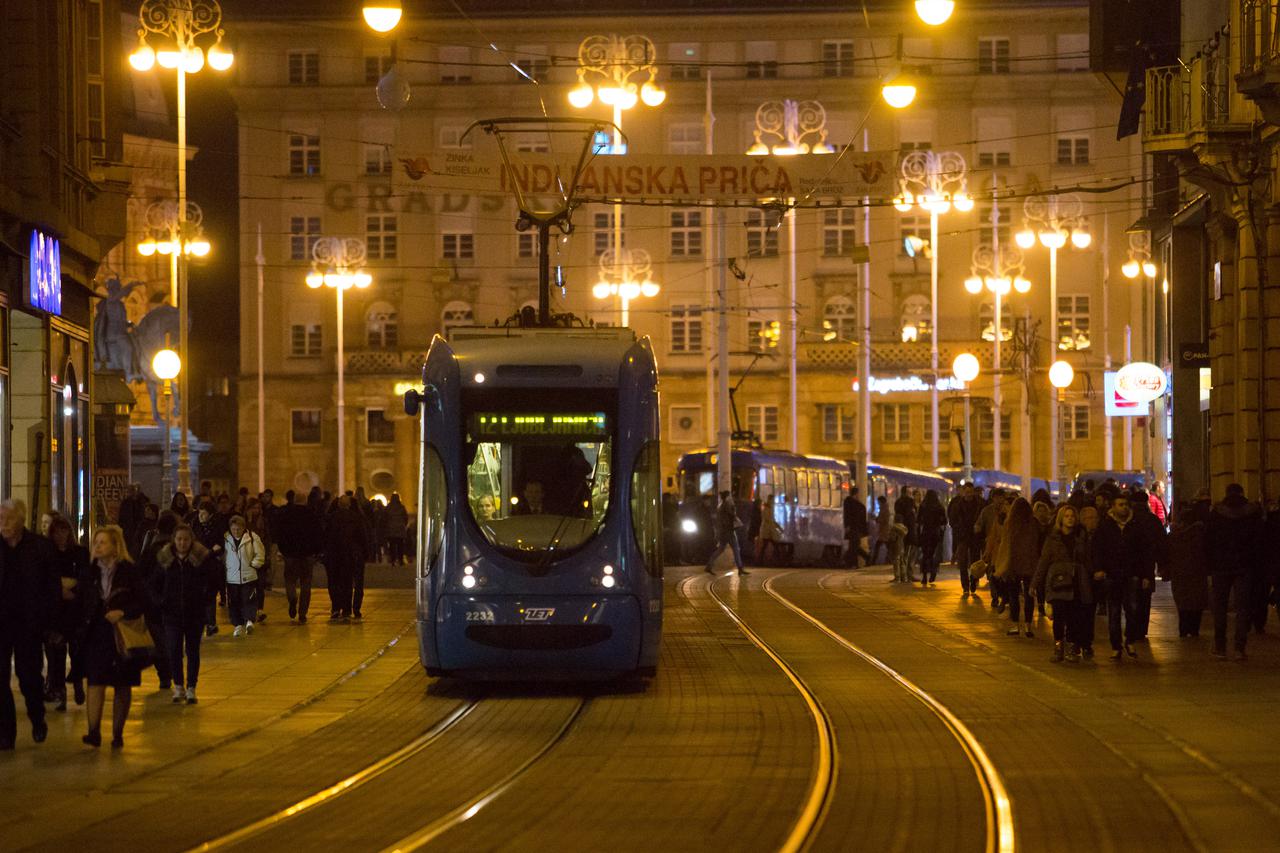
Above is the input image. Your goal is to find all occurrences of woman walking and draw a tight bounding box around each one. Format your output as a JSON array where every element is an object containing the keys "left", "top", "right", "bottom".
[
  {"left": 757, "top": 494, "right": 783, "bottom": 566},
  {"left": 224, "top": 515, "right": 266, "bottom": 637},
  {"left": 1166, "top": 504, "right": 1210, "bottom": 637},
  {"left": 1033, "top": 505, "right": 1094, "bottom": 661},
  {"left": 151, "top": 524, "right": 218, "bottom": 703},
  {"left": 45, "top": 514, "right": 89, "bottom": 711},
  {"left": 996, "top": 498, "right": 1041, "bottom": 637},
  {"left": 78, "top": 525, "right": 146, "bottom": 748},
  {"left": 916, "top": 490, "right": 948, "bottom": 587}
]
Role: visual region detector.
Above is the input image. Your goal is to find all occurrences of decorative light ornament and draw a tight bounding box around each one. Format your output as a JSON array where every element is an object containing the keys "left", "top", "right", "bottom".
[
  {"left": 129, "top": 41, "right": 156, "bottom": 71},
  {"left": 362, "top": 2, "right": 403, "bottom": 33},
  {"left": 1142, "top": 260, "right": 1158, "bottom": 277},
  {"left": 137, "top": 240, "right": 157, "bottom": 257},
  {"left": 207, "top": 40, "right": 234, "bottom": 71},
  {"left": 1013, "top": 276, "right": 1031, "bottom": 294},
  {"left": 1122, "top": 258, "right": 1141, "bottom": 279},
  {"left": 187, "top": 239, "right": 211, "bottom": 257},
  {"left": 952, "top": 352, "right": 980, "bottom": 384},
  {"left": 1014, "top": 229, "right": 1036, "bottom": 249},
  {"left": 152, "top": 348, "right": 181, "bottom": 381},
  {"left": 1039, "top": 229, "right": 1067, "bottom": 249},
  {"left": 306, "top": 271, "right": 324, "bottom": 289},
  {"left": 1070, "top": 229, "right": 1092, "bottom": 249},
  {"left": 964, "top": 275, "right": 983, "bottom": 294},
  {"left": 182, "top": 47, "right": 205, "bottom": 73},
  {"left": 592, "top": 282, "right": 612, "bottom": 299},
  {"left": 640, "top": 82, "right": 666, "bottom": 107},
  {"left": 568, "top": 83, "right": 594, "bottom": 109},
  {"left": 894, "top": 195, "right": 914, "bottom": 213},
  {"left": 1048, "top": 360, "right": 1075, "bottom": 389},
  {"left": 915, "top": 0, "right": 956, "bottom": 26},
  {"left": 156, "top": 49, "right": 181, "bottom": 69}
]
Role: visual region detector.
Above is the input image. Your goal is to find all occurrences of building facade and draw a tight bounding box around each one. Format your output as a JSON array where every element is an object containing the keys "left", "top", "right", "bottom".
[
  {"left": 230, "top": 0, "right": 1147, "bottom": 502},
  {"left": 0, "top": 0, "right": 130, "bottom": 537}
]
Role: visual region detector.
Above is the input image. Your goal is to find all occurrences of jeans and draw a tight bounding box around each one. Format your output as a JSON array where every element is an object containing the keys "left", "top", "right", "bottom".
[
  {"left": 1050, "top": 600, "right": 1082, "bottom": 642},
  {"left": 1108, "top": 577, "right": 1141, "bottom": 650},
  {"left": 227, "top": 582, "right": 256, "bottom": 627},
  {"left": 352, "top": 561, "right": 366, "bottom": 616},
  {"left": 954, "top": 540, "right": 977, "bottom": 592},
  {"left": 164, "top": 621, "right": 204, "bottom": 688},
  {"left": 705, "top": 531, "right": 744, "bottom": 571},
  {"left": 327, "top": 560, "right": 353, "bottom": 616},
  {"left": 920, "top": 541, "right": 941, "bottom": 583},
  {"left": 1135, "top": 586, "right": 1154, "bottom": 638},
  {"left": 1007, "top": 575, "right": 1035, "bottom": 623},
  {"left": 1211, "top": 573, "right": 1252, "bottom": 651},
  {"left": 0, "top": 630, "right": 45, "bottom": 742},
  {"left": 148, "top": 618, "right": 170, "bottom": 686},
  {"left": 871, "top": 538, "right": 890, "bottom": 565},
  {"left": 284, "top": 556, "right": 314, "bottom": 618}
]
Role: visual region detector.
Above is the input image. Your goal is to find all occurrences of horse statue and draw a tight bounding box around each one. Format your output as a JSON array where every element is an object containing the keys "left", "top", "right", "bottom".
[
  {"left": 93, "top": 277, "right": 142, "bottom": 376},
  {"left": 132, "top": 303, "right": 182, "bottom": 425}
]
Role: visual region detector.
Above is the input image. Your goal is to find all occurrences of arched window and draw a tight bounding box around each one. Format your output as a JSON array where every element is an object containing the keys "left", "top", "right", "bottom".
[
  {"left": 366, "top": 302, "right": 399, "bottom": 349},
  {"left": 978, "top": 302, "right": 1014, "bottom": 342},
  {"left": 441, "top": 300, "right": 474, "bottom": 338},
  {"left": 822, "top": 296, "right": 856, "bottom": 342},
  {"left": 900, "top": 294, "right": 931, "bottom": 343}
]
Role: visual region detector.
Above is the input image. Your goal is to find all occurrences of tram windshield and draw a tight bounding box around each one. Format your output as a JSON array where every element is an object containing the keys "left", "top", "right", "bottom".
[{"left": 464, "top": 407, "right": 612, "bottom": 560}]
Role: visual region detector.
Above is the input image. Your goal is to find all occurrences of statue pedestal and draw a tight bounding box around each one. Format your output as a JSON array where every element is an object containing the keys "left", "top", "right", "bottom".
[{"left": 129, "top": 425, "right": 211, "bottom": 506}]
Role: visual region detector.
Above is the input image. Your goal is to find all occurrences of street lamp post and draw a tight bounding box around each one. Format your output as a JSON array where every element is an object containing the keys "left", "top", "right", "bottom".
[
  {"left": 1122, "top": 232, "right": 1158, "bottom": 475},
  {"left": 1049, "top": 360, "right": 1075, "bottom": 496},
  {"left": 129, "top": 0, "right": 233, "bottom": 496},
  {"left": 952, "top": 353, "right": 981, "bottom": 483},
  {"left": 306, "top": 238, "right": 372, "bottom": 495},
  {"left": 592, "top": 248, "right": 660, "bottom": 314},
  {"left": 748, "top": 99, "right": 834, "bottom": 453},
  {"left": 1017, "top": 193, "right": 1090, "bottom": 491},
  {"left": 895, "top": 150, "right": 973, "bottom": 468},
  {"left": 571, "top": 34, "right": 664, "bottom": 327},
  {"left": 964, "top": 244, "right": 1029, "bottom": 474},
  {"left": 152, "top": 347, "right": 181, "bottom": 507}
]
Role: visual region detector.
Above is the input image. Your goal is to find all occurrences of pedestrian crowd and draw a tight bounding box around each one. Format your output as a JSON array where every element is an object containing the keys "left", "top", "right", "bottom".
[{"left": 0, "top": 480, "right": 414, "bottom": 751}]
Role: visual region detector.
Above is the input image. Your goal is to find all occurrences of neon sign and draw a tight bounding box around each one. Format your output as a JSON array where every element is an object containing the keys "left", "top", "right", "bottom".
[
  {"left": 28, "top": 230, "right": 62, "bottom": 315},
  {"left": 850, "top": 375, "right": 965, "bottom": 395},
  {"left": 1114, "top": 361, "right": 1168, "bottom": 403}
]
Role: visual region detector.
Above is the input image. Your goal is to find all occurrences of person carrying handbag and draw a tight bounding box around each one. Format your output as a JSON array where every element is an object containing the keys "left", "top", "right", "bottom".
[
  {"left": 1033, "top": 505, "right": 1094, "bottom": 662},
  {"left": 223, "top": 515, "right": 265, "bottom": 637},
  {"left": 704, "top": 491, "right": 748, "bottom": 577}
]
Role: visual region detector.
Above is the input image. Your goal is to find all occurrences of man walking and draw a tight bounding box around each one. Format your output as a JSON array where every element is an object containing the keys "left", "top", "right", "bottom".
[
  {"left": 325, "top": 495, "right": 369, "bottom": 622},
  {"left": 948, "top": 482, "right": 983, "bottom": 597},
  {"left": 276, "top": 490, "right": 321, "bottom": 623},
  {"left": 1205, "top": 483, "right": 1263, "bottom": 659},
  {"left": 704, "top": 491, "right": 748, "bottom": 577},
  {"left": 0, "top": 500, "right": 58, "bottom": 748},
  {"left": 842, "top": 487, "right": 870, "bottom": 568},
  {"left": 1091, "top": 492, "right": 1145, "bottom": 660}
]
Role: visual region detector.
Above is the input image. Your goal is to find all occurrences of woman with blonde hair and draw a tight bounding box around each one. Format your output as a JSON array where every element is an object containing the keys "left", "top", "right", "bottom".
[
  {"left": 1033, "top": 505, "right": 1094, "bottom": 662},
  {"left": 77, "top": 525, "right": 147, "bottom": 748}
]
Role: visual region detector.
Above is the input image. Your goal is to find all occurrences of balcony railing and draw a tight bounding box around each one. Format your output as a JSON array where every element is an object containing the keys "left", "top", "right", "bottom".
[
  {"left": 346, "top": 349, "right": 428, "bottom": 374},
  {"left": 1144, "top": 64, "right": 1189, "bottom": 145},
  {"left": 1144, "top": 47, "right": 1247, "bottom": 152},
  {"left": 1241, "top": 1, "right": 1280, "bottom": 73}
]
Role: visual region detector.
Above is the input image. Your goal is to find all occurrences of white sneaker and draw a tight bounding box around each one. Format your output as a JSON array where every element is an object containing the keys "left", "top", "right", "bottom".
[
  {"left": 172, "top": 686, "right": 185, "bottom": 703},
  {"left": 185, "top": 687, "right": 197, "bottom": 705},
  {"left": 233, "top": 625, "right": 244, "bottom": 637},
  {"left": 245, "top": 621, "right": 255, "bottom": 634}
]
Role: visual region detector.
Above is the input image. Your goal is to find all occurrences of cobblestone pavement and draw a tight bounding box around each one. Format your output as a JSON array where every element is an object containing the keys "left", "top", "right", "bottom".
[{"left": 5, "top": 566, "right": 1280, "bottom": 852}]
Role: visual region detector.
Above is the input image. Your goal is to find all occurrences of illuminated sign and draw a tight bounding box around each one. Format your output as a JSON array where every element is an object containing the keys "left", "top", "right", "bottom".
[
  {"left": 471, "top": 412, "right": 608, "bottom": 438},
  {"left": 850, "top": 375, "right": 964, "bottom": 395},
  {"left": 28, "top": 229, "right": 62, "bottom": 315},
  {"left": 1103, "top": 371, "right": 1148, "bottom": 418},
  {"left": 1114, "top": 361, "right": 1168, "bottom": 403}
]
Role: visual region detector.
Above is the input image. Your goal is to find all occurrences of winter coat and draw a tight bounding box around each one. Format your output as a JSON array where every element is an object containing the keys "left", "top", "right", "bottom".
[
  {"left": 275, "top": 502, "right": 323, "bottom": 558},
  {"left": 191, "top": 514, "right": 227, "bottom": 556},
  {"left": 1032, "top": 529, "right": 1093, "bottom": 605},
  {"left": 947, "top": 495, "right": 982, "bottom": 546},
  {"left": 995, "top": 518, "right": 1040, "bottom": 579},
  {"left": 0, "top": 529, "right": 59, "bottom": 637},
  {"left": 49, "top": 543, "right": 89, "bottom": 638},
  {"left": 150, "top": 542, "right": 219, "bottom": 626},
  {"left": 1090, "top": 510, "right": 1149, "bottom": 582},
  {"left": 917, "top": 500, "right": 948, "bottom": 549},
  {"left": 1130, "top": 502, "right": 1168, "bottom": 579},
  {"left": 714, "top": 497, "right": 740, "bottom": 542},
  {"left": 76, "top": 559, "right": 146, "bottom": 644},
  {"left": 325, "top": 506, "right": 370, "bottom": 569},
  {"left": 224, "top": 530, "right": 265, "bottom": 585},
  {"left": 1205, "top": 495, "right": 1264, "bottom": 578},
  {"left": 843, "top": 495, "right": 868, "bottom": 538},
  {"left": 894, "top": 495, "right": 918, "bottom": 546},
  {"left": 384, "top": 499, "right": 410, "bottom": 538},
  {"left": 135, "top": 532, "right": 171, "bottom": 620},
  {"left": 1165, "top": 520, "right": 1209, "bottom": 612}
]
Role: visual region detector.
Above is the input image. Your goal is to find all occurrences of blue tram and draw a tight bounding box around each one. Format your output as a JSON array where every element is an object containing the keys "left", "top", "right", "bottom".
[
  {"left": 935, "top": 468, "right": 1056, "bottom": 498},
  {"left": 403, "top": 327, "right": 663, "bottom": 679}
]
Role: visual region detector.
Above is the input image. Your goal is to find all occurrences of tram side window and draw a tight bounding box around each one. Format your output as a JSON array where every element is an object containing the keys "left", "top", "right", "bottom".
[
  {"left": 820, "top": 472, "right": 831, "bottom": 507},
  {"left": 799, "top": 470, "right": 811, "bottom": 506},
  {"left": 630, "top": 441, "right": 663, "bottom": 578},
  {"left": 757, "top": 467, "right": 773, "bottom": 500},
  {"left": 784, "top": 468, "right": 797, "bottom": 503},
  {"left": 421, "top": 444, "right": 447, "bottom": 575}
]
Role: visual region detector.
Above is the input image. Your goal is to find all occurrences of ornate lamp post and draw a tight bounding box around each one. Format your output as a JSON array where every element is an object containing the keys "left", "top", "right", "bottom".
[
  {"left": 305, "top": 238, "right": 372, "bottom": 495},
  {"left": 895, "top": 150, "right": 973, "bottom": 468},
  {"left": 952, "top": 353, "right": 981, "bottom": 483},
  {"left": 570, "top": 35, "right": 664, "bottom": 327},
  {"left": 152, "top": 348, "right": 181, "bottom": 507},
  {"left": 1049, "top": 360, "right": 1076, "bottom": 497},
  {"left": 129, "top": 0, "right": 233, "bottom": 496},
  {"left": 592, "top": 248, "right": 660, "bottom": 316}
]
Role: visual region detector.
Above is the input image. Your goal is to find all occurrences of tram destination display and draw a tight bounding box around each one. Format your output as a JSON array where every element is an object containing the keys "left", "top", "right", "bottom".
[{"left": 470, "top": 412, "right": 608, "bottom": 439}]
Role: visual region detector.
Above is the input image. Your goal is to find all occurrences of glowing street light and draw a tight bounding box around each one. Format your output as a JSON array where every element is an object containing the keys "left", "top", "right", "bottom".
[
  {"left": 915, "top": 0, "right": 956, "bottom": 26},
  {"left": 952, "top": 351, "right": 979, "bottom": 483},
  {"left": 152, "top": 347, "right": 181, "bottom": 506},
  {"left": 362, "top": 1, "right": 403, "bottom": 33}
]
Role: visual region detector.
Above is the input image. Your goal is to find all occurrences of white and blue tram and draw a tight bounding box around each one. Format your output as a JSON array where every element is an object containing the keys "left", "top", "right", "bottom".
[{"left": 403, "top": 327, "right": 663, "bottom": 679}]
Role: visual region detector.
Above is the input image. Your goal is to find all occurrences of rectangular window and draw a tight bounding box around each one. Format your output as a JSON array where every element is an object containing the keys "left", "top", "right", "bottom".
[
  {"left": 823, "top": 209, "right": 858, "bottom": 257},
  {"left": 746, "top": 404, "right": 780, "bottom": 444},
  {"left": 288, "top": 134, "right": 321, "bottom": 176},
  {"left": 977, "top": 408, "right": 1013, "bottom": 442},
  {"left": 670, "top": 208, "right": 703, "bottom": 257},
  {"left": 1066, "top": 403, "right": 1091, "bottom": 440},
  {"left": 745, "top": 41, "right": 778, "bottom": 79},
  {"left": 1057, "top": 294, "right": 1091, "bottom": 350},
  {"left": 439, "top": 126, "right": 472, "bottom": 149},
  {"left": 924, "top": 406, "right": 934, "bottom": 444},
  {"left": 822, "top": 405, "right": 855, "bottom": 443},
  {"left": 289, "top": 216, "right": 321, "bottom": 260},
  {"left": 977, "top": 151, "right": 1012, "bottom": 168},
  {"left": 364, "top": 51, "right": 392, "bottom": 84},
  {"left": 669, "top": 43, "right": 702, "bottom": 80},
  {"left": 291, "top": 409, "right": 322, "bottom": 445},
  {"left": 439, "top": 46, "right": 471, "bottom": 83},
  {"left": 822, "top": 40, "right": 854, "bottom": 77},
  {"left": 366, "top": 409, "right": 396, "bottom": 445},
  {"left": 1056, "top": 33, "right": 1089, "bottom": 72},
  {"left": 289, "top": 323, "right": 321, "bottom": 358},
  {"left": 593, "top": 211, "right": 625, "bottom": 256},
  {"left": 746, "top": 209, "right": 779, "bottom": 257},
  {"left": 86, "top": 0, "right": 105, "bottom": 158},
  {"left": 514, "top": 46, "right": 551, "bottom": 82},
  {"left": 977, "top": 202, "right": 1012, "bottom": 249},
  {"left": 977, "top": 38, "right": 1010, "bottom": 74},
  {"left": 880, "top": 403, "right": 910, "bottom": 442},
  {"left": 668, "top": 123, "right": 705, "bottom": 154},
  {"left": 517, "top": 232, "right": 540, "bottom": 259},
  {"left": 746, "top": 318, "right": 779, "bottom": 353},
  {"left": 367, "top": 215, "right": 398, "bottom": 260},
  {"left": 899, "top": 214, "right": 928, "bottom": 254},
  {"left": 514, "top": 135, "right": 551, "bottom": 153},
  {"left": 1056, "top": 136, "right": 1090, "bottom": 165},
  {"left": 442, "top": 232, "right": 475, "bottom": 260},
  {"left": 364, "top": 144, "right": 392, "bottom": 176},
  {"left": 669, "top": 304, "right": 704, "bottom": 353},
  {"left": 288, "top": 50, "right": 320, "bottom": 85}
]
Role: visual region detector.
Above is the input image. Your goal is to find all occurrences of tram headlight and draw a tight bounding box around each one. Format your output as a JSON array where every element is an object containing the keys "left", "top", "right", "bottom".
[
  {"left": 461, "top": 575, "right": 477, "bottom": 589},
  {"left": 681, "top": 518, "right": 698, "bottom": 535}
]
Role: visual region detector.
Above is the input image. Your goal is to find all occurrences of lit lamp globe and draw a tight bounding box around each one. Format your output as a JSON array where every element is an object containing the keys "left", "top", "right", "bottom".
[
  {"left": 1070, "top": 229, "right": 1092, "bottom": 249},
  {"left": 152, "top": 348, "right": 181, "bottom": 382},
  {"left": 1014, "top": 229, "right": 1036, "bottom": 250},
  {"left": 1048, "top": 359, "right": 1075, "bottom": 390},
  {"left": 1013, "top": 276, "right": 1031, "bottom": 294},
  {"left": 1142, "top": 260, "right": 1158, "bottom": 277},
  {"left": 1121, "top": 258, "right": 1141, "bottom": 279},
  {"left": 964, "top": 275, "right": 983, "bottom": 294},
  {"left": 881, "top": 69, "right": 917, "bottom": 109},
  {"left": 568, "top": 82, "right": 594, "bottom": 109},
  {"left": 915, "top": 0, "right": 956, "bottom": 25},
  {"left": 952, "top": 352, "right": 980, "bottom": 384},
  {"left": 362, "top": 1, "right": 403, "bottom": 33}
]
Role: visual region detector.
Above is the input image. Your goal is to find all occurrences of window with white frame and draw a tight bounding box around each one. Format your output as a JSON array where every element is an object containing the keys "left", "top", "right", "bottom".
[
  {"left": 291, "top": 409, "right": 322, "bottom": 445},
  {"left": 823, "top": 296, "right": 856, "bottom": 341},
  {"left": 823, "top": 209, "right": 858, "bottom": 257},
  {"left": 514, "top": 134, "right": 551, "bottom": 153},
  {"left": 669, "top": 43, "right": 701, "bottom": 80},
  {"left": 364, "top": 50, "right": 392, "bottom": 83},
  {"left": 745, "top": 41, "right": 779, "bottom": 78},
  {"left": 1056, "top": 135, "right": 1090, "bottom": 165},
  {"left": 366, "top": 302, "right": 398, "bottom": 349},
  {"left": 746, "top": 404, "right": 780, "bottom": 444},
  {"left": 822, "top": 40, "right": 854, "bottom": 77},
  {"left": 977, "top": 38, "right": 1010, "bottom": 74},
  {"left": 364, "top": 144, "right": 392, "bottom": 176},
  {"left": 439, "top": 126, "right": 472, "bottom": 149},
  {"left": 899, "top": 214, "right": 928, "bottom": 255},
  {"left": 977, "top": 201, "right": 1012, "bottom": 248},
  {"left": 746, "top": 209, "right": 779, "bottom": 257},
  {"left": 288, "top": 50, "right": 320, "bottom": 85},
  {"left": 978, "top": 151, "right": 1011, "bottom": 168},
  {"left": 86, "top": 0, "right": 106, "bottom": 158},
  {"left": 1065, "top": 403, "right": 1090, "bottom": 440},
  {"left": 1056, "top": 33, "right": 1089, "bottom": 72},
  {"left": 880, "top": 403, "right": 910, "bottom": 442},
  {"left": 668, "top": 123, "right": 704, "bottom": 154},
  {"left": 670, "top": 208, "right": 703, "bottom": 257},
  {"left": 514, "top": 46, "right": 551, "bottom": 82},
  {"left": 289, "top": 322, "right": 321, "bottom": 358},
  {"left": 821, "top": 405, "right": 855, "bottom": 443},
  {"left": 924, "top": 405, "right": 934, "bottom": 443},
  {"left": 517, "top": 231, "right": 540, "bottom": 258},
  {"left": 441, "top": 301, "right": 474, "bottom": 336},
  {"left": 289, "top": 216, "right": 321, "bottom": 260},
  {"left": 439, "top": 46, "right": 471, "bottom": 83},
  {"left": 669, "top": 304, "right": 703, "bottom": 353},
  {"left": 979, "top": 302, "right": 1014, "bottom": 342},
  {"left": 366, "top": 409, "right": 396, "bottom": 445},
  {"left": 593, "top": 210, "right": 625, "bottom": 256},
  {"left": 1057, "top": 294, "right": 1091, "bottom": 350},
  {"left": 977, "top": 407, "right": 1012, "bottom": 441},
  {"left": 366, "top": 215, "right": 398, "bottom": 260},
  {"left": 747, "top": 318, "right": 779, "bottom": 353},
  {"left": 442, "top": 232, "right": 475, "bottom": 260},
  {"left": 288, "top": 133, "right": 321, "bottom": 176}
]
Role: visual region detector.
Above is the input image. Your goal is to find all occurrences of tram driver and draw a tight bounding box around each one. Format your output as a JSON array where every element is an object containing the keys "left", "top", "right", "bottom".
[{"left": 513, "top": 480, "right": 547, "bottom": 516}]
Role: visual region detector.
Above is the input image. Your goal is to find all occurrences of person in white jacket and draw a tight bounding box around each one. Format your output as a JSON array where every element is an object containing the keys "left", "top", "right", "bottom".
[{"left": 223, "top": 515, "right": 265, "bottom": 637}]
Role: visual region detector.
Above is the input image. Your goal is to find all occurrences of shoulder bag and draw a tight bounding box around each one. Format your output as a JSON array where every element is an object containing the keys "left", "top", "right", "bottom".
[
  {"left": 114, "top": 615, "right": 155, "bottom": 663},
  {"left": 1046, "top": 561, "right": 1077, "bottom": 602}
]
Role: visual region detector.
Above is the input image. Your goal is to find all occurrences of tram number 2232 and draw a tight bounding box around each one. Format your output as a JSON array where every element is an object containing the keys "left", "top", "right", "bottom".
[{"left": 465, "top": 610, "right": 495, "bottom": 623}]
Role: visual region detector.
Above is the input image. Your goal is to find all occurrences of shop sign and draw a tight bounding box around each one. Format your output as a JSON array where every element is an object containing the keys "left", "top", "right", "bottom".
[
  {"left": 1178, "top": 342, "right": 1210, "bottom": 369},
  {"left": 28, "top": 229, "right": 62, "bottom": 315},
  {"left": 1114, "top": 361, "right": 1168, "bottom": 403},
  {"left": 850, "top": 375, "right": 964, "bottom": 395},
  {"left": 94, "top": 470, "right": 129, "bottom": 524},
  {"left": 1103, "top": 371, "right": 1148, "bottom": 417}
]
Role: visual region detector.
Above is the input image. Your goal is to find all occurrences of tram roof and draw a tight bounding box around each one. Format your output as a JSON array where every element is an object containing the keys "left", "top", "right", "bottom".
[
  {"left": 677, "top": 447, "right": 848, "bottom": 471},
  {"left": 444, "top": 326, "right": 641, "bottom": 386}
]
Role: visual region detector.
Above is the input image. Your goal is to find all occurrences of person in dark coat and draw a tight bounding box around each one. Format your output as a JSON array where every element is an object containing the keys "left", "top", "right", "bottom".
[
  {"left": 78, "top": 525, "right": 146, "bottom": 749},
  {"left": 842, "top": 487, "right": 870, "bottom": 568},
  {"left": 135, "top": 511, "right": 177, "bottom": 692},
  {"left": 170, "top": 491, "right": 192, "bottom": 521},
  {"left": 1032, "top": 505, "right": 1094, "bottom": 662},
  {"left": 1205, "top": 484, "right": 1264, "bottom": 659},
  {"left": 1164, "top": 504, "right": 1209, "bottom": 638},
  {"left": 894, "top": 490, "right": 919, "bottom": 582},
  {"left": 150, "top": 524, "right": 218, "bottom": 704},
  {"left": 275, "top": 490, "right": 323, "bottom": 623},
  {"left": 916, "top": 490, "right": 948, "bottom": 586},
  {"left": 384, "top": 493, "right": 410, "bottom": 566},
  {"left": 948, "top": 483, "right": 983, "bottom": 597},
  {"left": 1129, "top": 489, "right": 1167, "bottom": 639},
  {"left": 703, "top": 491, "right": 748, "bottom": 576},
  {"left": 325, "top": 495, "right": 370, "bottom": 622},
  {"left": 117, "top": 484, "right": 149, "bottom": 558},
  {"left": 1091, "top": 492, "right": 1147, "bottom": 660},
  {"left": 44, "top": 513, "right": 89, "bottom": 711},
  {"left": 191, "top": 501, "right": 226, "bottom": 636},
  {"left": 0, "top": 499, "right": 58, "bottom": 748}
]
